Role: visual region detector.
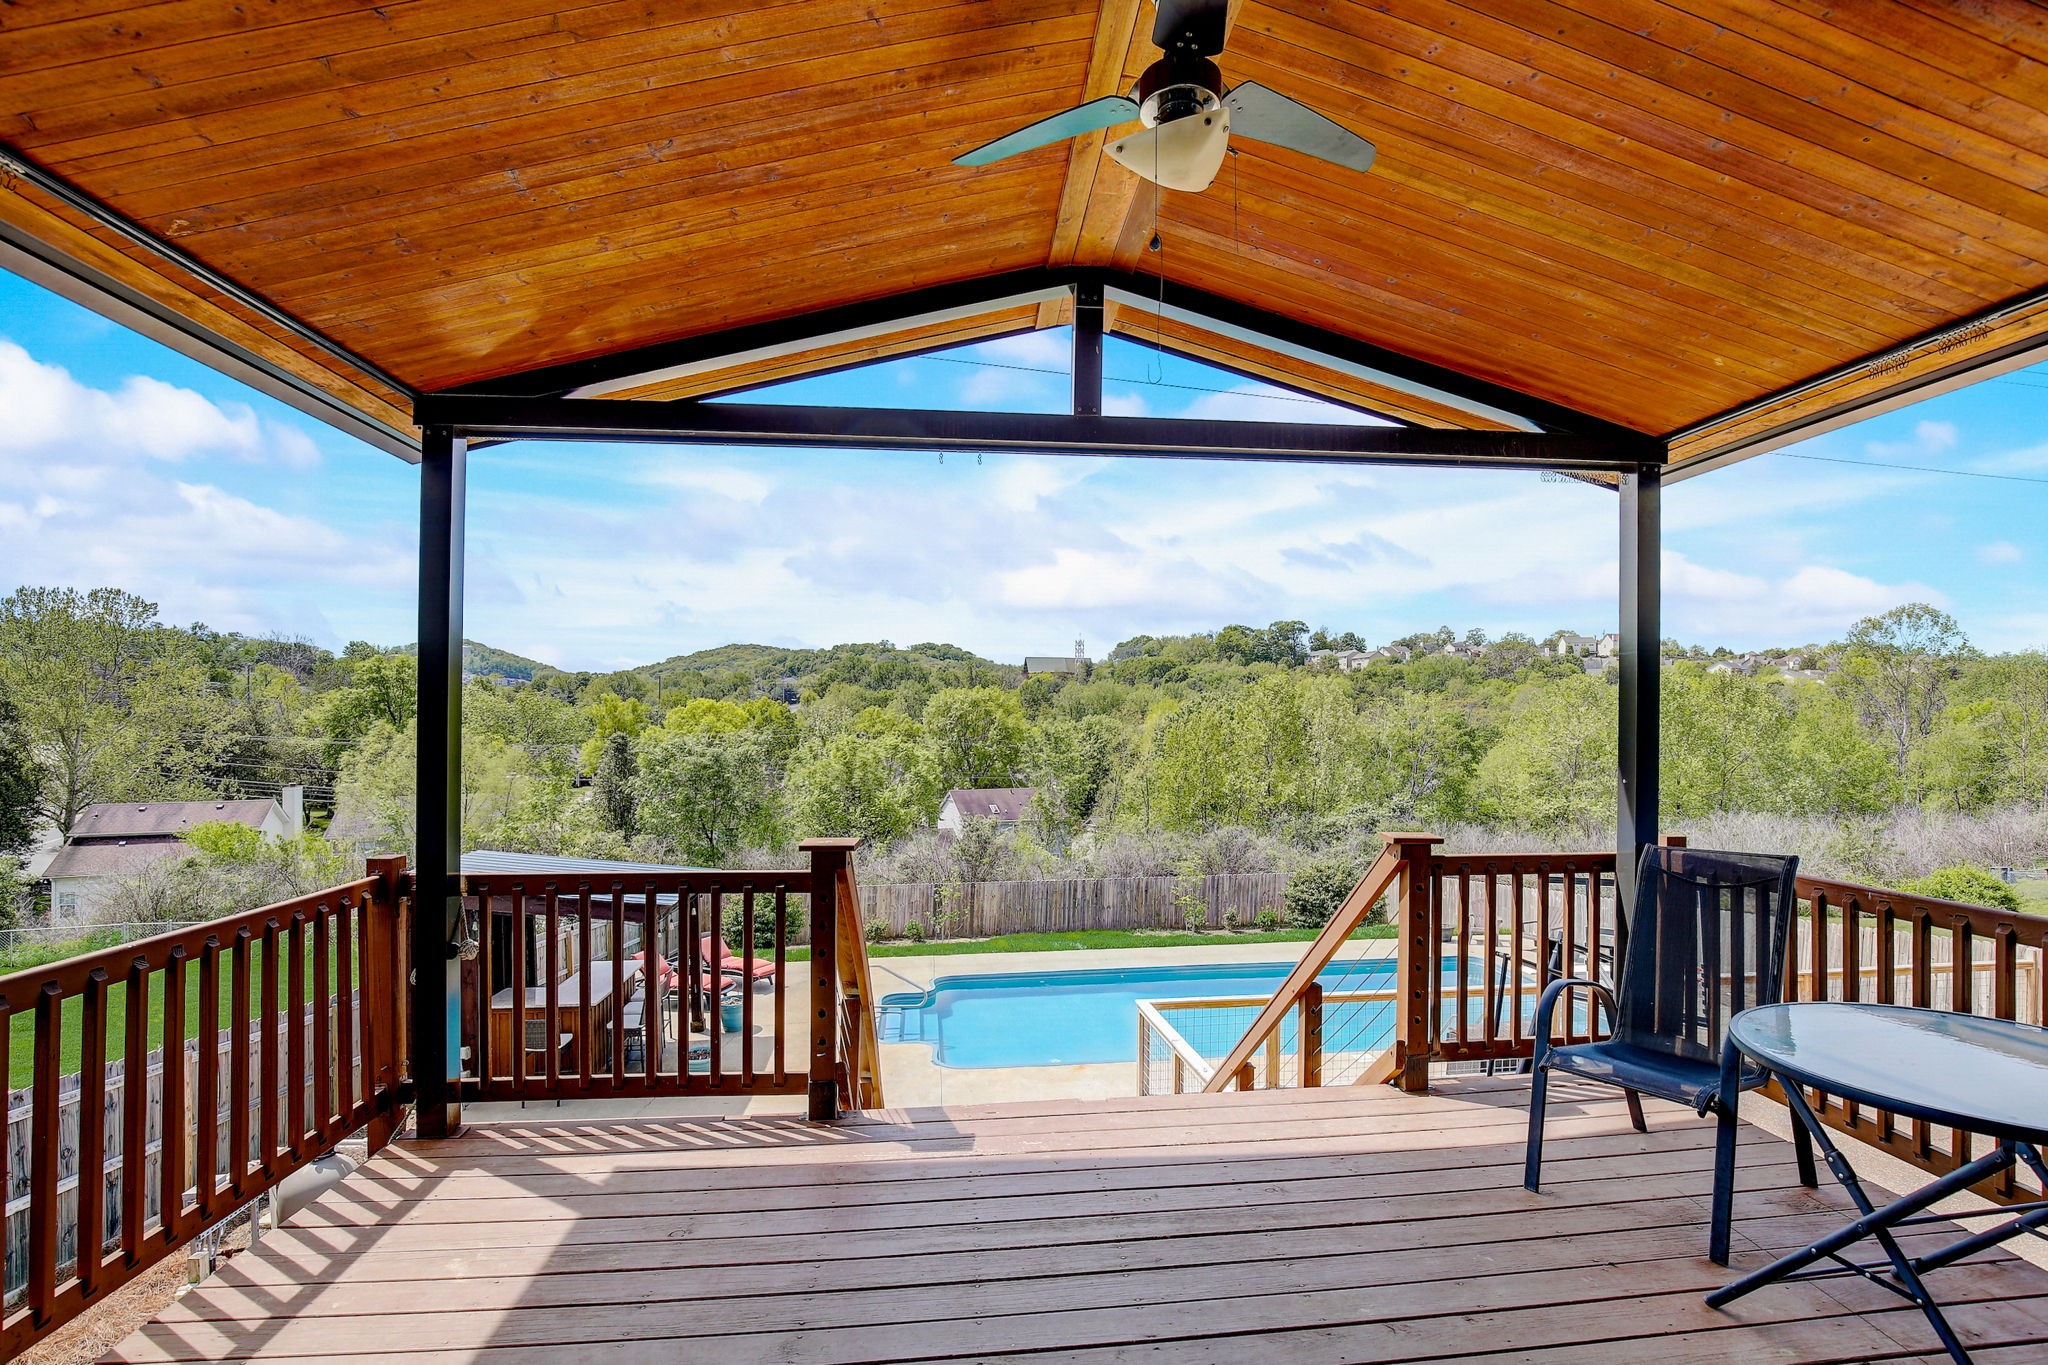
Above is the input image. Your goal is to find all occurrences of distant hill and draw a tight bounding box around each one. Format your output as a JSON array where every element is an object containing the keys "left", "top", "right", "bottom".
[{"left": 394, "top": 639, "right": 550, "bottom": 681}]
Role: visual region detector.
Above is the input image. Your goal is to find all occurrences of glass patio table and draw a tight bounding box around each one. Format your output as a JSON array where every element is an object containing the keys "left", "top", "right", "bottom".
[{"left": 1709, "top": 1002, "right": 2048, "bottom": 1364}]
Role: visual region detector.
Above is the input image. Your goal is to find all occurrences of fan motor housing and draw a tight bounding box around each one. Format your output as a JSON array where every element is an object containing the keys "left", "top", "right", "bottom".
[{"left": 1135, "top": 53, "right": 1222, "bottom": 126}]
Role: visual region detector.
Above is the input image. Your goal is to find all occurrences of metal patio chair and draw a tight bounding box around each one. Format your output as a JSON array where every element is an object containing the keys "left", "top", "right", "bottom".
[{"left": 1523, "top": 845, "right": 1812, "bottom": 1200}]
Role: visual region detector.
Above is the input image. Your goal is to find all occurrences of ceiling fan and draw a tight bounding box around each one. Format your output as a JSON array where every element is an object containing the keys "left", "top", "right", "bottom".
[{"left": 952, "top": 0, "right": 1376, "bottom": 193}]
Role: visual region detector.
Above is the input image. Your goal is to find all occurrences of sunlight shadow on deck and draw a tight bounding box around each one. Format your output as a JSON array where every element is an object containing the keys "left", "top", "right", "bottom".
[{"left": 104, "top": 1077, "right": 2048, "bottom": 1363}]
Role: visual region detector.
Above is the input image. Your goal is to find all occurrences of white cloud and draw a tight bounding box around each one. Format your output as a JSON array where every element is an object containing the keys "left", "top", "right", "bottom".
[
  {"left": 0, "top": 338, "right": 406, "bottom": 640},
  {"left": 1866, "top": 418, "right": 1957, "bottom": 459},
  {"left": 0, "top": 340, "right": 320, "bottom": 467},
  {"left": 1979, "top": 540, "right": 2024, "bottom": 566}
]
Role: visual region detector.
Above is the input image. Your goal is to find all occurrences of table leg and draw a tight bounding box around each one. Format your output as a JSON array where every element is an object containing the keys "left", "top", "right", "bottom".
[
  {"left": 1912, "top": 1143, "right": 2048, "bottom": 1275},
  {"left": 1709, "top": 1036, "right": 1743, "bottom": 1266},
  {"left": 1708, "top": 1077, "right": 2006, "bottom": 1365}
]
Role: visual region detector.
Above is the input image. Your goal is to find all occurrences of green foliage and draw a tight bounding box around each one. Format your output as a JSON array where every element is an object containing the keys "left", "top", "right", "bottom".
[
  {"left": 635, "top": 728, "right": 781, "bottom": 864},
  {"left": 719, "top": 893, "right": 807, "bottom": 951},
  {"left": 1284, "top": 858, "right": 1360, "bottom": 929},
  {"left": 902, "top": 920, "right": 927, "bottom": 943},
  {"left": 920, "top": 687, "right": 1031, "bottom": 792},
  {"left": 1176, "top": 887, "right": 1208, "bottom": 933},
  {"left": 1254, "top": 907, "right": 1283, "bottom": 931},
  {"left": 0, "top": 687, "right": 41, "bottom": 858},
  {"left": 183, "top": 820, "right": 264, "bottom": 861},
  {"left": 1898, "top": 865, "right": 2024, "bottom": 914},
  {"left": 862, "top": 915, "right": 895, "bottom": 943},
  {"left": 593, "top": 732, "right": 638, "bottom": 837}
]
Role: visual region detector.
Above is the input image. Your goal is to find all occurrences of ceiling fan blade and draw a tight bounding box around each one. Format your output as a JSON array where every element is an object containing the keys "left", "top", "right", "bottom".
[
  {"left": 1152, "top": 0, "right": 1229, "bottom": 55},
  {"left": 952, "top": 95, "right": 1140, "bottom": 166},
  {"left": 1223, "top": 82, "right": 1377, "bottom": 174}
]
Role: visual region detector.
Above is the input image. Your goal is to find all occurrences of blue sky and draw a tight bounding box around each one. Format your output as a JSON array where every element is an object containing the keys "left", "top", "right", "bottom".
[{"left": 3, "top": 265, "right": 2045, "bottom": 669}]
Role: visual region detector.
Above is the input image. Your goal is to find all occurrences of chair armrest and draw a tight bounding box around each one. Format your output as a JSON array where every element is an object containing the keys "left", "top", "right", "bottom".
[{"left": 1531, "top": 976, "right": 1618, "bottom": 1068}]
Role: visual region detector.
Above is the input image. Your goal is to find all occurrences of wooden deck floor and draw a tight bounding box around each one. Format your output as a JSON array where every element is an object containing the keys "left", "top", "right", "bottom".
[{"left": 107, "top": 1076, "right": 2048, "bottom": 1363}]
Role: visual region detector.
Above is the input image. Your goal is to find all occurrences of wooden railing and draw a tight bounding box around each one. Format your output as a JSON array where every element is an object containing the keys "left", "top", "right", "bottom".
[
  {"left": 1369, "top": 837, "right": 2045, "bottom": 1205},
  {"left": 0, "top": 860, "right": 411, "bottom": 1357},
  {"left": 459, "top": 839, "right": 879, "bottom": 1120}
]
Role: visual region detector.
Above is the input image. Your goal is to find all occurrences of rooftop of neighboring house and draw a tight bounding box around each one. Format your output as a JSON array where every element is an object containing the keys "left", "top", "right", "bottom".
[
  {"left": 67, "top": 798, "right": 281, "bottom": 843},
  {"left": 939, "top": 787, "right": 1038, "bottom": 824}
]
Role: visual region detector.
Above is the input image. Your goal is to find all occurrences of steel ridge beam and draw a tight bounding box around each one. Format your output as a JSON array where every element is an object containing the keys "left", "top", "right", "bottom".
[
  {"left": 454, "top": 266, "right": 1650, "bottom": 449},
  {"left": 413, "top": 394, "right": 1656, "bottom": 470}
]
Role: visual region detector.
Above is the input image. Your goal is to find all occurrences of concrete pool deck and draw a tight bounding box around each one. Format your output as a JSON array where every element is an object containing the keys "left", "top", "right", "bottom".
[{"left": 464, "top": 936, "right": 1391, "bottom": 1120}]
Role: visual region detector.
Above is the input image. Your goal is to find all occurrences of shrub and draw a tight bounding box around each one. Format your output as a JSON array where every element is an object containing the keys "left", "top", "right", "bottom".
[
  {"left": 1175, "top": 887, "right": 1207, "bottom": 933},
  {"left": 902, "top": 920, "right": 928, "bottom": 943},
  {"left": 720, "top": 895, "right": 809, "bottom": 951},
  {"left": 1221, "top": 907, "right": 1243, "bottom": 933},
  {"left": 1254, "top": 907, "right": 1283, "bottom": 931},
  {"left": 1898, "top": 865, "right": 2023, "bottom": 915},
  {"left": 1284, "top": 859, "right": 1360, "bottom": 929},
  {"left": 862, "top": 915, "right": 894, "bottom": 943}
]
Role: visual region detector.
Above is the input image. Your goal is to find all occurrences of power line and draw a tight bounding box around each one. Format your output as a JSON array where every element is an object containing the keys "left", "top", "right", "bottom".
[
  {"left": 924, "top": 352, "right": 1332, "bottom": 406},
  {"left": 1777, "top": 451, "right": 2048, "bottom": 486}
]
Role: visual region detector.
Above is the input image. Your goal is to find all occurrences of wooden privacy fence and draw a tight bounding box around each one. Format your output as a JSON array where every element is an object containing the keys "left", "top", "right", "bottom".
[
  {"left": 859, "top": 872, "right": 1290, "bottom": 939},
  {"left": 459, "top": 838, "right": 880, "bottom": 1120},
  {"left": 0, "top": 861, "right": 410, "bottom": 1357}
]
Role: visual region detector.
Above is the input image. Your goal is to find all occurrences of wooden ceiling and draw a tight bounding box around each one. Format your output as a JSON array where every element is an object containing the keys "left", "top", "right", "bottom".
[{"left": 4, "top": 0, "right": 2048, "bottom": 464}]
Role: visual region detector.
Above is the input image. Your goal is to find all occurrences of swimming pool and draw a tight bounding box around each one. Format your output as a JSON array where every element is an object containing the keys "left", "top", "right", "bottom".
[{"left": 877, "top": 957, "right": 1413, "bottom": 1069}]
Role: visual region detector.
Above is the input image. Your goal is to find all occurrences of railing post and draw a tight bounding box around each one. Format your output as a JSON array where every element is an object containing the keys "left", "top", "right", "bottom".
[
  {"left": 1300, "top": 982, "right": 1323, "bottom": 1088},
  {"left": 803, "top": 839, "right": 848, "bottom": 1121},
  {"left": 364, "top": 856, "right": 410, "bottom": 1153},
  {"left": 1385, "top": 833, "right": 1444, "bottom": 1093}
]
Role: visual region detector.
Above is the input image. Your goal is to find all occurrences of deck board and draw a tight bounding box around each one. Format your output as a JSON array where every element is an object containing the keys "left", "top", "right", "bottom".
[{"left": 105, "top": 1076, "right": 2048, "bottom": 1363}]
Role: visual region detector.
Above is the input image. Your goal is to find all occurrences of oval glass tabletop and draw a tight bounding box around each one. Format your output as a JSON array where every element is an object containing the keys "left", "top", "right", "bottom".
[{"left": 1729, "top": 1003, "right": 2048, "bottom": 1144}]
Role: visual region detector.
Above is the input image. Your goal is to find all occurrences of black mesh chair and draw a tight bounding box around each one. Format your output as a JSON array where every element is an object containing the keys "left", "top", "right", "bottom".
[{"left": 1523, "top": 846, "right": 1814, "bottom": 1226}]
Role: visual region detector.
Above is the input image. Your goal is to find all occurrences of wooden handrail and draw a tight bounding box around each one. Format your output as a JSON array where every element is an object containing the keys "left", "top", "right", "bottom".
[
  {"left": 1201, "top": 840, "right": 1408, "bottom": 1093},
  {"left": 836, "top": 859, "right": 884, "bottom": 1112},
  {"left": 0, "top": 862, "right": 409, "bottom": 1358}
]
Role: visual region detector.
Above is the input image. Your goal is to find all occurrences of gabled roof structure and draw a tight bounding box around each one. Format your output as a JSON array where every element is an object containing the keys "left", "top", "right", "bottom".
[{"left": 5, "top": 2, "right": 2047, "bottom": 474}]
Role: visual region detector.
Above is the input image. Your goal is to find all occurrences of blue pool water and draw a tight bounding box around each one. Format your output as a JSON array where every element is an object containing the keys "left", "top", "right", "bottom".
[{"left": 878, "top": 957, "right": 1414, "bottom": 1069}]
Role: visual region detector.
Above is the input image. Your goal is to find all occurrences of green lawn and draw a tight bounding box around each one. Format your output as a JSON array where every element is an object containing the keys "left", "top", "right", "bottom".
[
  {"left": 786, "top": 924, "right": 1394, "bottom": 961},
  {"left": 5, "top": 936, "right": 360, "bottom": 1091}
]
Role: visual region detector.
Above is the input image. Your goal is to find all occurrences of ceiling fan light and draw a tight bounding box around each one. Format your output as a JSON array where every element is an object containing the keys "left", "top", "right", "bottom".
[{"left": 1107, "top": 107, "right": 1232, "bottom": 192}]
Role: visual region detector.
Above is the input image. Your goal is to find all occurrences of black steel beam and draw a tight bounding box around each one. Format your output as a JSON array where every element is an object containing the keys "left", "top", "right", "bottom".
[
  {"left": 412, "top": 427, "right": 467, "bottom": 1139},
  {"left": 1073, "top": 280, "right": 1103, "bottom": 417},
  {"left": 414, "top": 394, "right": 1652, "bottom": 471},
  {"left": 450, "top": 266, "right": 1655, "bottom": 450},
  {"left": 1616, "top": 463, "right": 1661, "bottom": 957}
]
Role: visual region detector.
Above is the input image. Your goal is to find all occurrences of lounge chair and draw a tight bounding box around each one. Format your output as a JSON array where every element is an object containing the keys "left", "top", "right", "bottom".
[{"left": 700, "top": 933, "right": 776, "bottom": 986}]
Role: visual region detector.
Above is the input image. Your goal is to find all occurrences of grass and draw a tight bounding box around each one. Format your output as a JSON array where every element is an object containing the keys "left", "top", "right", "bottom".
[
  {"left": 786, "top": 924, "right": 1395, "bottom": 961},
  {"left": 5, "top": 935, "right": 360, "bottom": 1091}
]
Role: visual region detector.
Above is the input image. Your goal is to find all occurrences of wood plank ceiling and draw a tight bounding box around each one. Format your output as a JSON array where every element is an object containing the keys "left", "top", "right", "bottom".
[{"left": 3, "top": 0, "right": 2047, "bottom": 457}]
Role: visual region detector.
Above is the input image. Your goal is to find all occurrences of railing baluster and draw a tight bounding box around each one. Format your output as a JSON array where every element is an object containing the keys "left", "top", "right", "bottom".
[
  {"left": 334, "top": 893, "right": 357, "bottom": 1124},
  {"left": 473, "top": 889, "right": 494, "bottom": 1090},
  {"left": 1453, "top": 869, "right": 1470, "bottom": 1044},
  {"left": 773, "top": 886, "right": 789, "bottom": 1086},
  {"left": 287, "top": 912, "right": 307, "bottom": 1156},
  {"left": 311, "top": 909, "right": 333, "bottom": 1140},
  {"left": 1560, "top": 863, "right": 1578, "bottom": 1045},
  {"left": 28, "top": 984, "right": 61, "bottom": 1326},
  {"left": 121, "top": 960, "right": 148, "bottom": 1261},
  {"left": 741, "top": 887, "right": 757, "bottom": 1086},
  {"left": 259, "top": 918, "right": 280, "bottom": 1175},
  {"left": 195, "top": 939, "right": 221, "bottom": 1220},
  {"left": 642, "top": 883, "right": 659, "bottom": 1086},
  {"left": 609, "top": 883, "right": 625, "bottom": 1087},
  {"left": 160, "top": 947, "right": 187, "bottom": 1245},
  {"left": 543, "top": 885, "right": 561, "bottom": 1095},
  {"left": 508, "top": 882, "right": 528, "bottom": 1093},
  {"left": 228, "top": 929, "right": 251, "bottom": 1199},
  {"left": 708, "top": 885, "right": 724, "bottom": 1086},
  {"left": 76, "top": 969, "right": 108, "bottom": 1298},
  {"left": 577, "top": 889, "right": 593, "bottom": 1092}
]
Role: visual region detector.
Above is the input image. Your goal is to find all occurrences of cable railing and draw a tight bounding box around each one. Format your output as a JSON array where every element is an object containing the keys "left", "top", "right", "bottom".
[{"left": 0, "top": 861, "right": 410, "bottom": 1357}]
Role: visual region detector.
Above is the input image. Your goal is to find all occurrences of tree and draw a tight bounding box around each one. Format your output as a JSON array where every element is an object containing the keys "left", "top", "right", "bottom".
[
  {"left": 920, "top": 688, "right": 1031, "bottom": 792},
  {"left": 1259, "top": 620, "right": 1310, "bottom": 666},
  {"left": 1476, "top": 673, "right": 1616, "bottom": 837},
  {"left": 307, "top": 652, "right": 417, "bottom": 770},
  {"left": 593, "top": 731, "right": 638, "bottom": 837},
  {"left": 0, "top": 688, "right": 42, "bottom": 859},
  {"left": 1661, "top": 666, "right": 1789, "bottom": 818},
  {"left": 1838, "top": 603, "right": 1970, "bottom": 791},
  {"left": 1212, "top": 624, "right": 1259, "bottom": 665},
  {"left": 635, "top": 729, "right": 780, "bottom": 864},
  {"left": 0, "top": 586, "right": 234, "bottom": 832},
  {"left": 786, "top": 734, "right": 915, "bottom": 844}
]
